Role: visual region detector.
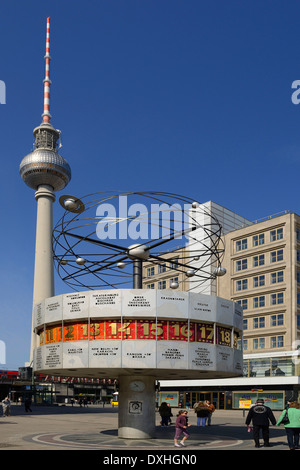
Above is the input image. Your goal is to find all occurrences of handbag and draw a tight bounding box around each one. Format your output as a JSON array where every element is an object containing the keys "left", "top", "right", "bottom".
[{"left": 281, "top": 409, "right": 289, "bottom": 424}]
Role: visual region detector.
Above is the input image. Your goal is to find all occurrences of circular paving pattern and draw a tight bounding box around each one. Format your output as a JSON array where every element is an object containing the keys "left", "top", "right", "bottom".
[{"left": 28, "top": 430, "right": 243, "bottom": 450}]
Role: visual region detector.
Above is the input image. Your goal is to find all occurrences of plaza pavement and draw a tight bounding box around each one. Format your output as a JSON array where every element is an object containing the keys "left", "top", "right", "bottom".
[{"left": 0, "top": 404, "right": 291, "bottom": 455}]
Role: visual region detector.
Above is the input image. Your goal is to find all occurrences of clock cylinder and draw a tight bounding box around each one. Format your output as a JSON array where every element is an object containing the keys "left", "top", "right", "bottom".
[{"left": 32, "top": 288, "right": 243, "bottom": 438}]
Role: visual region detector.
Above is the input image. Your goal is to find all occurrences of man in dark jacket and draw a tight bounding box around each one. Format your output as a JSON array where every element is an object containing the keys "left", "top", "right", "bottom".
[{"left": 245, "top": 399, "right": 276, "bottom": 447}]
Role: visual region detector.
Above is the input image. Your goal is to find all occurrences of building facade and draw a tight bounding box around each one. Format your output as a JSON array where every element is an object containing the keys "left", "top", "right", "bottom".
[
  {"left": 154, "top": 207, "right": 300, "bottom": 410},
  {"left": 217, "top": 211, "right": 300, "bottom": 393}
]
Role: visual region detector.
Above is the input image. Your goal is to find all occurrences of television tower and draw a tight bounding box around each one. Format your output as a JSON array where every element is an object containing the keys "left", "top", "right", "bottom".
[{"left": 19, "top": 17, "right": 71, "bottom": 361}]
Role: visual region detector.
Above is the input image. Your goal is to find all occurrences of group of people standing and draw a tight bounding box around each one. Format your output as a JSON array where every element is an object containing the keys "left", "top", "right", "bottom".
[
  {"left": 159, "top": 399, "right": 215, "bottom": 429},
  {"left": 193, "top": 400, "right": 215, "bottom": 427}
]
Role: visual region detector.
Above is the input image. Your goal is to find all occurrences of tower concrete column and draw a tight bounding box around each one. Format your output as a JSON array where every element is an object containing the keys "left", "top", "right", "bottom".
[
  {"left": 33, "top": 185, "right": 56, "bottom": 300},
  {"left": 30, "top": 184, "right": 56, "bottom": 361},
  {"left": 118, "top": 375, "right": 156, "bottom": 439}
]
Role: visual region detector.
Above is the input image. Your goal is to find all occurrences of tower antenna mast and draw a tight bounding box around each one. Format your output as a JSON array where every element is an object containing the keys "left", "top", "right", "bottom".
[{"left": 42, "top": 16, "right": 51, "bottom": 124}]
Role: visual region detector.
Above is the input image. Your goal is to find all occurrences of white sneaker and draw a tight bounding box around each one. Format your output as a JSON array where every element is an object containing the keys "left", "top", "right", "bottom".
[
  {"left": 180, "top": 441, "right": 186, "bottom": 446},
  {"left": 174, "top": 443, "right": 181, "bottom": 447}
]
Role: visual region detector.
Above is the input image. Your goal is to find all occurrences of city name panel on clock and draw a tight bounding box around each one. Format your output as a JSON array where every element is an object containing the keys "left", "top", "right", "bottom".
[{"left": 33, "top": 289, "right": 243, "bottom": 379}]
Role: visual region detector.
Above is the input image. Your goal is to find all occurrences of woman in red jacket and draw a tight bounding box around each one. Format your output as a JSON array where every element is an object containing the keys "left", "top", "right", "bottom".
[{"left": 174, "top": 410, "right": 191, "bottom": 447}]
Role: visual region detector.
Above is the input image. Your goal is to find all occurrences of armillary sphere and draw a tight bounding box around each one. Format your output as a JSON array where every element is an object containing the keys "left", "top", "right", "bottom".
[{"left": 53, "top": 191, "right": 226, "bottom": 291}]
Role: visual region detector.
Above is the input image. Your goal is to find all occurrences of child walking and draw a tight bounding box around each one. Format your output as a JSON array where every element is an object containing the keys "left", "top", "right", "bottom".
[{"left": 174, "top": 410, "right": 191, "bottom": 447}]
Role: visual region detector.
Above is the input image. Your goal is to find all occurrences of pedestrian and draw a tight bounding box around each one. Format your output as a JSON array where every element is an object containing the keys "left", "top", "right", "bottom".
[
  {"left": 276, "top": 401, "right": 300, "bottom": 450},
  {"left": 205, "top": 400, "right": 215, "bottom": 426},
  {"left": 185, "top": 400, "right": 191, "bottom": 411},
  {"left": 174, "top": 410, "right": 191, "bottom": 447},
  {"left": 195, "top": 401, "right": 210, "bottom": 427},
  {"left": 245, "top": 399, "right": 276, "bottom": 447},
  {"left": 159, "top": 401, "right": 172, "bottom": 426},
  {"left": 166, "top": 403, "right": 173, "bottom": 425},
  {"left": 25, "top": 397, "right": 32, "bottom": 412},
  {"left": 1, "top": 397, "right": 11, "bottom": 417}
]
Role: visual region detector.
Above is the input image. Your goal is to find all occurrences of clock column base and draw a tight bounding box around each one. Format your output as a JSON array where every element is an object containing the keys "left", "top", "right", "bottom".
[{"left": 118, "top": 375, "right": 156, "bottom": 439}]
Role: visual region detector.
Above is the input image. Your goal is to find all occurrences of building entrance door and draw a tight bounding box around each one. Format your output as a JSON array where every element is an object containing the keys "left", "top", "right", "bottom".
[
  {"left": 185, "top": 391, "right": 212, "bottom": 408},
  {"left": 184, "top": 391, "right": 226, "bottom": 409}
]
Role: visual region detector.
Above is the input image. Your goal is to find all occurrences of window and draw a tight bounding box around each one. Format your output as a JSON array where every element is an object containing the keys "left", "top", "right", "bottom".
[
  {"left": 271, "top": 314, "right": 284, "bottom": 326},
  {"left": 237, "top": 299, "right": 248, "bottom": 310},
  {"left": 297, "top": 229, "right": 300, "bottom": 241},
  {"left": 253, "top": 275, "right": 265, "bottom": 287},
  {"left": 253, "top": 255, "right": 265, "bottom": 267},
  {"left": 297, "top": 272, "right": 300, "bottom": 284},
  {"left": 147, "top": 267, "right": 155, "bottom": 277},
  {"left": 236, "top": 239, "right": 247, "bottom": 251},
  {"left": 298, "top": 250, "right": 300, "bottom": 263},
  {"left": 158, "top": 280, "right": 166, "bottom": 289},
  {"left": 146, "top": 283, "right": 155, "bottom": 289},
  {"left": 271, "top": 292, "right": 284, "bottom": 305},
  {"left": 243, "top": 319, "right": 248, "bottom": 330},
  {"left": 270, "top": 249, "right": 283, "bottom": 263},
  {"left": 271, "top": 336, "right": 284, "bottom": 348},
  {"left": 169, "top": 260, "right": 179, "bottom": 270},
  {"left": 236, "top": 279, "right": 248, "bottom": 291},
  {"left": 298, "top": 293, "right": 300, "bottom": 305},
  {"left": 253, "top": 317, "right": 265, "bottom": 329},
  {"left": 271, "top": 271, "right": 284, "bottom": 284},
  {"left": 236, "top": 259, "right": 247, "bottom": 271},
  {"left": 253, "top": 234, "right": 265, "bottom": 247},
  {"left": 253, "top": 338, "right": 265, "bottom": 349},
  {"left": 270, "top": 228, "right": 283, "bottom": 241},
  {"left": 253, "top": 296, "right": 265, "bottom": 308},
  {"left": 243, "top": 339, "right": 248, "bottom": 351},
  {"left": 158, "top": 264, "right": 166, "bottom": 273}
]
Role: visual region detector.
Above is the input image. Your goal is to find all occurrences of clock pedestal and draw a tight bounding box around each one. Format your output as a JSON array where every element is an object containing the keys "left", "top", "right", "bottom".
[{"left": 118, "top": 375, "right": 156, "bottom": 439}]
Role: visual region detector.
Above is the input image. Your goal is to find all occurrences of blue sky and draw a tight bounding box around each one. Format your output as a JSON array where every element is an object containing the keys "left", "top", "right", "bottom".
[{"left": 1, "top": 0, "right": 300, "bottom": 369}]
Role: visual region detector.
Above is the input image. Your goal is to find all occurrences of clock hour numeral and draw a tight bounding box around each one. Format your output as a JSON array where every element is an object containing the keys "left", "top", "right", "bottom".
[{"left": 39, "top": 319, "right": 238, "bottom": 349}]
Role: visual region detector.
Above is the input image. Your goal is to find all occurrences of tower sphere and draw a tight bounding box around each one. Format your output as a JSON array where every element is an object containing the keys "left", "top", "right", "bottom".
[
  {"left": 20, "top": 123, "right": 71, "bottom": 191},
  {"left": 20, "top": 148, "right": 71, "bottom": 191}
]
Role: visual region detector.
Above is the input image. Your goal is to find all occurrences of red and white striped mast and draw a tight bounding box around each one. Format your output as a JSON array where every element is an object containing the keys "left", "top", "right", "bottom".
[{"left": 42, "top": 16, "right": 51, "bottom": 123}]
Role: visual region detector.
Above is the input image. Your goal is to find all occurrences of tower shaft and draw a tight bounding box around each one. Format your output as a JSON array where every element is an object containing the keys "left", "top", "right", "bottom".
[
  {"left": 33, "top": 186, "right": 55, "bottom": 301},
  {"left": 30, "top": 186, "right": 55, "bottom": 360}
]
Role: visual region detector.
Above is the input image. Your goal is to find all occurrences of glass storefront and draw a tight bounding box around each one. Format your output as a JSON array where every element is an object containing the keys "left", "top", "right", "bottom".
[
  {"left": 183, "top": 391, "right": 230, "bottom": 410},
  {"left": 233, "top": 391, "right": 285, "bottom": 410},
  {"left": 243, "top": 357, "right": 295, "bottom": 377}
]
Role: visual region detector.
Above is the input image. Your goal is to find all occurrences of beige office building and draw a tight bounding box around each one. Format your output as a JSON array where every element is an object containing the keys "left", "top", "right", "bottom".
[
  {"left": 217, "top": 212, "right": 300, "bottom": 385},
  {"left": 153, "top": 207, "right": 300, "bottom": 409}
]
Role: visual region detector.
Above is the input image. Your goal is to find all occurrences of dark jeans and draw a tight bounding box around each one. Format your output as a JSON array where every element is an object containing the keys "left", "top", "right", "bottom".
[
  {"left": 253, "top": 425, "right": 270, "bottom": 446},
  {"left": 285, "top": 428, "right": 300, "bottom": 449},
  {"left": 161, "top": 416, "right": 169, "bottom": 426}
]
